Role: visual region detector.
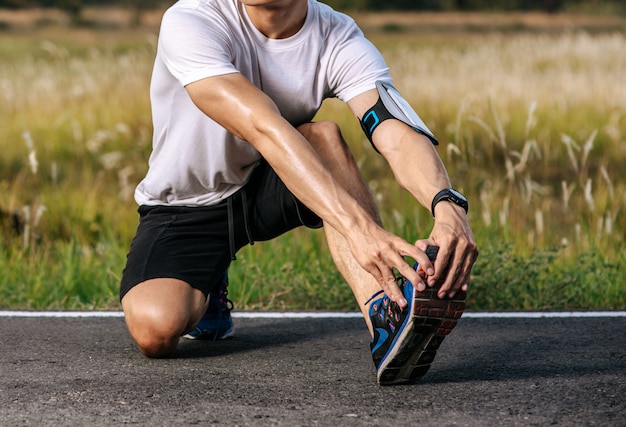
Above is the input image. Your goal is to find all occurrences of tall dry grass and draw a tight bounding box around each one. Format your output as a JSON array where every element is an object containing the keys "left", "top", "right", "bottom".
[
  {"left": 320, "top": 32, "right": 626, "bottom": 255},
  {"left": 0, "top": 24, "right": 624, "bottom": 309}
]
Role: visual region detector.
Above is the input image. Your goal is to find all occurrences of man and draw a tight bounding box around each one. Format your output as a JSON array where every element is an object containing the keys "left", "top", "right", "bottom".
[{"left": 120, "top": 0, "right": 477, "bottom": 385}]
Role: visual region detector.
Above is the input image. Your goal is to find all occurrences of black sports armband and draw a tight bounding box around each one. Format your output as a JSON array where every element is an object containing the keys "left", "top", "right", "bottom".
[{"left": 359, "top": 81, "right": 439, "bottom": 152}]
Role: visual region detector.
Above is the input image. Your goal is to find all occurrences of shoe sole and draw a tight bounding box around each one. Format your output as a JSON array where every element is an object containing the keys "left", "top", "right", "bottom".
[
  {"left": 377, "top": 287, "right": 465, "bottom": 386},
  {"left": 182, "top": 326, "right": 234, "bottom": 341}
]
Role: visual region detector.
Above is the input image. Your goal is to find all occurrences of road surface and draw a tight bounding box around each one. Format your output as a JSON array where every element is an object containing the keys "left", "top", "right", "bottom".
[{"left": 1, "top": 312, "right": 624, "bottom": 426}]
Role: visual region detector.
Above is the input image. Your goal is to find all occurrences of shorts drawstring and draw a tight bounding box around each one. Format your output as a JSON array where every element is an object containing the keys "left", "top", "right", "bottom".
[
  {"left": 241, "top": 189, "right": 254, "bottom": 246},
  {"left": 227, "top": 197, "right": 235, "bottom": 260},
  {"left": 226, "top": 189, "right": 254, "bottom": 261}
]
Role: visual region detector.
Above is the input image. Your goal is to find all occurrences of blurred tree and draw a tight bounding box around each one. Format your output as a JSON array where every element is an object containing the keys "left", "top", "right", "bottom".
[
  {"left": 543, "top": 0, "right": 563, "bottom": 13},
  {"left": 56, "top": 0, "right": 82, "bottom": 24},
  {"left": 0, "top": 0, "right": 35, "bottom": 8},
  {"left": 129, "top": 0, "right": 151, "bottom": 27},
  {"left": 0, "top": 0, "right": 614, "bottom": 14},
  {"left": 322, "top": 0, "right": 369, "bottom": 11}
]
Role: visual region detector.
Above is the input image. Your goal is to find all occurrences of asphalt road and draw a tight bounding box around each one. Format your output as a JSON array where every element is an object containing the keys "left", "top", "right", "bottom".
[{"left": 1, "top": 313, "right": 624, "bottom": 426}]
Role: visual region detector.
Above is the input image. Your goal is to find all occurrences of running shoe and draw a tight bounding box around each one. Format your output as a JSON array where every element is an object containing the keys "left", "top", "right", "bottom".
[
  {"left": 183, "top": 273, "right": 234, "bottom": 341},
  {"left": 368, "top": 246, "right": 465, "bottom": 385}
]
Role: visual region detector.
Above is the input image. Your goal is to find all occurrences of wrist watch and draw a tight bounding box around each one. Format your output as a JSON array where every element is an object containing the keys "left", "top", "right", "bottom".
[{"left": 431, "top": 188, "right": 468, "bottom": 218}]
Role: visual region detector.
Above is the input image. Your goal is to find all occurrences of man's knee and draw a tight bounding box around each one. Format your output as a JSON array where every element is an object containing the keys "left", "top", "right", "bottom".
[
  {"left": 300, "top": 120, "right": 353, "bottom": 162},
  {"left": 121, "top": 279, "right": 206, "bottom": 358},
  {"left": 300, "top": 120, "right": 343, "bottom": 144},
  {"left": 124, "top": 307, "right": 186, "bottom": 358},
  {"left": 301, "top": 122, "right": 378, "bottom": 220}
]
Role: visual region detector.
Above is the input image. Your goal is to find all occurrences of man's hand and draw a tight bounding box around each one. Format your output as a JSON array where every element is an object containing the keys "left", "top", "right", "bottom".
[
  {"left": 344, "top": 221, "right": 438, "bottom": 308},
  {"left": 416, "top": 202, "right": 478, "bottom": 299}
]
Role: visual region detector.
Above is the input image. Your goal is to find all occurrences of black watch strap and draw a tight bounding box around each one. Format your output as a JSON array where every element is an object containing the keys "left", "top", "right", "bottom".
[{"left": 431, "top": 188, "right": 468, "bottom": 218}]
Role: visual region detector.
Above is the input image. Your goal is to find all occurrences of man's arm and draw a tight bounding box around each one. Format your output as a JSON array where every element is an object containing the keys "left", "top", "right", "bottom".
[
  {"left": 186, "top": 73, "right": 433, "bottom": 306},
  {"left": 349, "top": 89, "right": 478, "bottom": 298}
]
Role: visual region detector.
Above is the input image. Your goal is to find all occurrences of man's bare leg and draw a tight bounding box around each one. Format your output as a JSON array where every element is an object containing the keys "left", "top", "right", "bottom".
[
  {"left": 298, "top": 121, "right": 385, "bottom": 336},
  {"left": 300, "top": 121, "right": 467, "bottom": 385},
  {"left": 122, "top": 278, "right": 208, "bottom": 357}
]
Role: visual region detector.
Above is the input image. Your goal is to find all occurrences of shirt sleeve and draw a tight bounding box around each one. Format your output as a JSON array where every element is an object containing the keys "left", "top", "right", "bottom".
[
  {"left": 325, "top": 19, "right": 393, "bottom": 103},
  {"left": 157, "top": 5, "right": 239, "bottom": 87}
]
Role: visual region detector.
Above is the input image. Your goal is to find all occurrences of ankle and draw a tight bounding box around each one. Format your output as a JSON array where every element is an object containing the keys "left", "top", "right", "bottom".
[{"left": 363, "top": 290, "right": 385, "bottom": 338}]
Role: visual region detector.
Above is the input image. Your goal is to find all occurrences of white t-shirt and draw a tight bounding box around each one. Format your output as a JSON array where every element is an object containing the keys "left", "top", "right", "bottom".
[{"left": 135, "top": 0, "right": 391, "bottom": 206}]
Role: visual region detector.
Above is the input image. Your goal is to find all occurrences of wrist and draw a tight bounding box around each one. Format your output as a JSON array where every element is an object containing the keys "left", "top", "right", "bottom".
[{"left": 431, "top": 188, "right": 468, "bottom": 218}]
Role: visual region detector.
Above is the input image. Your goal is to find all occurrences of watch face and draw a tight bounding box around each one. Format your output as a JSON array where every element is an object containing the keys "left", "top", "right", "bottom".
[{"left": 450, "top": 188, "right": 467, "bottom": 202}]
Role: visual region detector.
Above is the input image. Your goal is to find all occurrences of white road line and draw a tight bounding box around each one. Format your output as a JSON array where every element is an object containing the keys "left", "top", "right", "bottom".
[
  {"left": 462, "top": 311, "right": 626, "bottom": 318},
  {"left": 0, "top": 311, "right": 625, "bottom": 318}
]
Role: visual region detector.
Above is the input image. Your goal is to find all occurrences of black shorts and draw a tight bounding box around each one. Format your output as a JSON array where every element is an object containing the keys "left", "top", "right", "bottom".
[{"left": 119, "top": 162, "right": 322, "bottom": 300}]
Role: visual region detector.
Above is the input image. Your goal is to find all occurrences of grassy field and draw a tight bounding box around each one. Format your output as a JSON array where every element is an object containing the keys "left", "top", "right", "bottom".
[{"left": 0, "top": 8, "right": 624, "bottom": 311}]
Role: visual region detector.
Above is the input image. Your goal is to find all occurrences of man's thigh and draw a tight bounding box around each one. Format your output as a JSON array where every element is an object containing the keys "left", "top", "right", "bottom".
[
  {"left": 245, "top": 160, "right": 322, "bottom": 242},
  {"left": 120, "top": 204, "right": 233, "bottom": 301}
]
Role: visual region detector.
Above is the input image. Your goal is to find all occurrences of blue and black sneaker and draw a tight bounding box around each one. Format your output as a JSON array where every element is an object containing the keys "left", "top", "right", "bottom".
[
  {"left": 368, "top": 246, "right": 465, "bottom": 385},
  {"left": 183, "top": 273, "right": 234, "bottom": 341}
]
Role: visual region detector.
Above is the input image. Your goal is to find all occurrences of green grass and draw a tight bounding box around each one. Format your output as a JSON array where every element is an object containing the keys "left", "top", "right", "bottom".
[
  {"left": 0, "top": 20, "right": 625, "bottom": 311},
  {"left": 0, "top": 240, "right": 125, "bottom": 309}
]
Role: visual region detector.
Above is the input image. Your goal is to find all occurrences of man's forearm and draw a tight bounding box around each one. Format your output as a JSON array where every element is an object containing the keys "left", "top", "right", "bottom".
[
  {"left": 374, "top": 120, "right": 453, "bottom": 212},
  {"left": 254, "top": 120, "right": 376, "bottom": 235}
]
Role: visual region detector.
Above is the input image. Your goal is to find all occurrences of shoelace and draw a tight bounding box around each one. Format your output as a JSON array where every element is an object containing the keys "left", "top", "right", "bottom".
[
  {"left": 369, "top": 281, "right": 404, "bottom": 334},
  {"left": 365, "top": 276, "right": 406, "bottom": 308}
]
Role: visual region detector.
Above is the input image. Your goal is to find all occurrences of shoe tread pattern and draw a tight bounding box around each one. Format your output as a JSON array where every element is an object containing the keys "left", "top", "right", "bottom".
[{"left": 378, "top": 289, "right": 465, "bottom": 385}]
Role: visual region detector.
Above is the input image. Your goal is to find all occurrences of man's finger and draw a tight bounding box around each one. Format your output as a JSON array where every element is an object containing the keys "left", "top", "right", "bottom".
[
  {"left": 438, "top": 242, "right": 477, "bottom": 298},
  {"left": 376, "top": 262, "right": 407, "bottom": 308}
]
